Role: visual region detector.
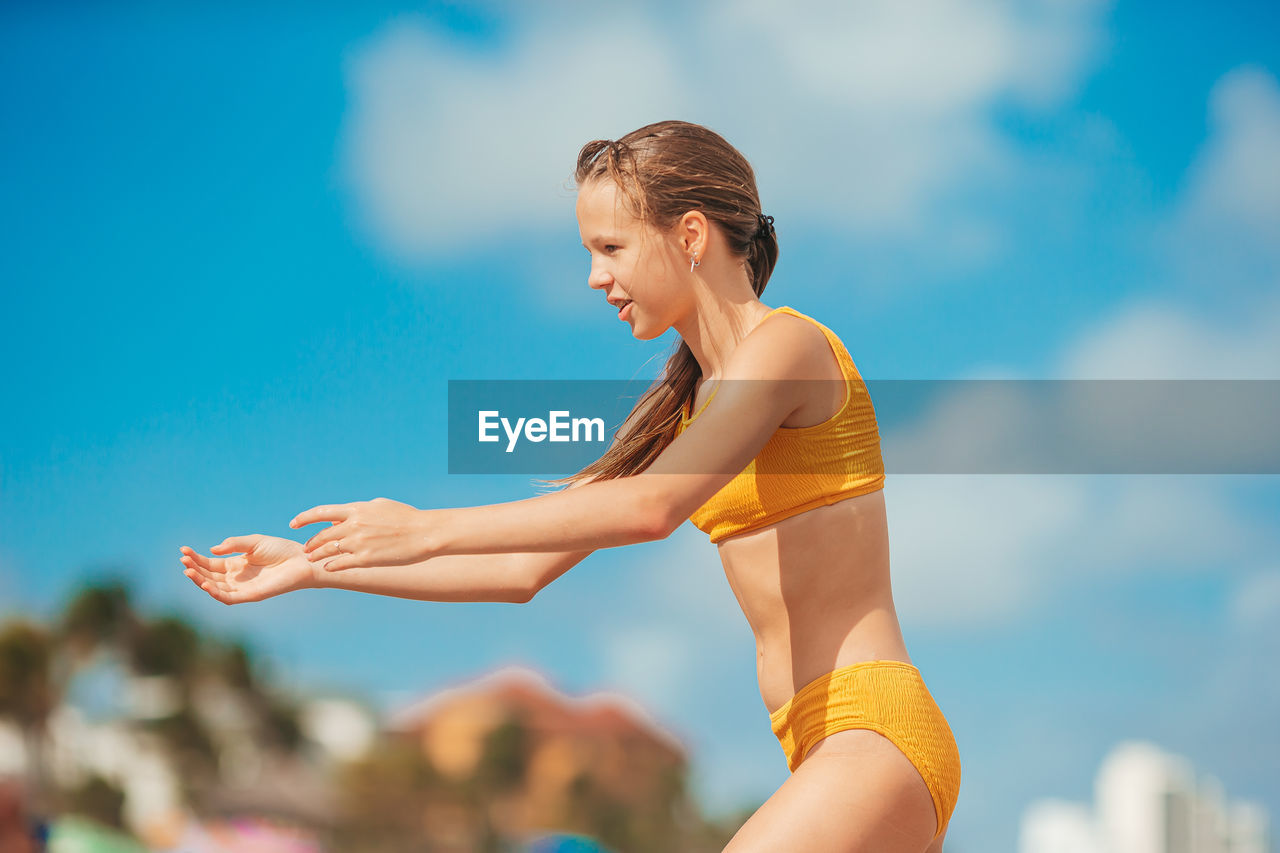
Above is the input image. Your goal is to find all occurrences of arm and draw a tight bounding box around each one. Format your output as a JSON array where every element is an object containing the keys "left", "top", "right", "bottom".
[
  {"left": 186, "top": 435, "right": 614, "bottom": 607},
  {"left": 313, "top": 550, "right": 582, "bottom": 604},
  {"left": 182, "top": 527, "right": 592, "bottom": 606},
  {"left": 294, "top": 315, "right": 824, "bottom": 566},
  {"left": 317, "top": 475, "right": 601, "bottom": 603},
  {"left": 314, "top": 380, "right": 691, "bottom": 594},
  {"left": 416, "top": 315, "right": 820, "bottom": 554}
]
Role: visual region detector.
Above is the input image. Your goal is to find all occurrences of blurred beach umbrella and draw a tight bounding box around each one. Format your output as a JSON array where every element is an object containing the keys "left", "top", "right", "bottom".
[{"left": 525, "top": 833, "right": 614, "bottom": 853}]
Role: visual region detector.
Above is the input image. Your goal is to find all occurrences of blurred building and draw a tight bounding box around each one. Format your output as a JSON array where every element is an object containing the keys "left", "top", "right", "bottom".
[
  {"left": 389, "top": 664, "right": 689, "bottom": 839},
  {"left": 1020, "top": 799, "right": 1105, "bottom": 853},
  {"left": 298, "top": 695, "right": 378, "bottom": 765},
  {"left": 1020, "top": 740, "right": 1272, "bottom": 853}
]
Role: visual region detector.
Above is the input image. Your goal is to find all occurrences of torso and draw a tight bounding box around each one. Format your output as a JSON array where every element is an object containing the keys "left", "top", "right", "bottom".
[{"left": 687, "top": 334, "right": 911, "bottom": 716}]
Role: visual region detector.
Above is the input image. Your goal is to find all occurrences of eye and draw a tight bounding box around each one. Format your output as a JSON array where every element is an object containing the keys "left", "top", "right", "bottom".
[{"left": 604, "top": 244, "right": 620, "bottom": 254}]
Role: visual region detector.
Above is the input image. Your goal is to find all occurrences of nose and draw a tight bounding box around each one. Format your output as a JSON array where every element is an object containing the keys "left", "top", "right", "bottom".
[{"left": 587, "top": 260, "right": 612, "bottom": 291}]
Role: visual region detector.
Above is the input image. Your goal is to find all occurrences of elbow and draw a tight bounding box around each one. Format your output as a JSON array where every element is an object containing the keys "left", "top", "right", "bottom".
[
  {"left": 509, "top": 577, "right": 539, "bottom": 604},
  {"left": 509, "top": 553, "right": 553, "bottom": 604},
  {"left": 642, "top": 484, "right": 686, "bottom": 542},
  {"left": 645, "top": 501, "right": 681, "bottom": 543},
  {"left": 514, "top": 564, "right": 543, "bottom": 604}
]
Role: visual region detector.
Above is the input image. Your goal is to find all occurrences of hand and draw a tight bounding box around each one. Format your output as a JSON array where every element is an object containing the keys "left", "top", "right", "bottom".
[
  {"left": 289, "top": 497, "right": 434, "bottom": 572},
  {"left": 179, "top": 535, "right": 318, "bottom": 604}
]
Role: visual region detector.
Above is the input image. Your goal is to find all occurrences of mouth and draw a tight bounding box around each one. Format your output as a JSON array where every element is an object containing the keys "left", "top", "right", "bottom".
[{"left": 610, "top": 298, "right": 633, "bottom": 318}]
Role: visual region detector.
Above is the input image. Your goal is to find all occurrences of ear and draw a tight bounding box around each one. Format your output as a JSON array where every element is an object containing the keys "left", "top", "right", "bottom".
[{"left": 675, "top": 209, "right": 710, "bottom": 258}]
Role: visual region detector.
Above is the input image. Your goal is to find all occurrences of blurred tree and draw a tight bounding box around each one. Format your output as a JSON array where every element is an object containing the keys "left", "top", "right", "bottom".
[
  {"left": 330, "top": 735, "right": 442, "bottom": 852},
  {"left": 129, "top": 616, "right": 201, "bottom": 680},
  {"left": 59, "top": 579, "right": 135, "bottom": 661},
  {"left": 62, "top": 774, "right": 125, "bottom": 831},
  {"left": 0, "top": 622, "right": 54, "bottom": 730},
  {"left": 144, "top": 705, "right": 218, "bottom": 788},
  {"left": 0, "top": 621, "right": 55, "bottom": 807},
  {"left": 257, "top": 694, "right": 303, "bottom": 753},
  {"left": 477, "top": 717, "right": 530, "bottom": 792},
  {"left": 208, "top": 639, "right": 256, "bottom": 691}
]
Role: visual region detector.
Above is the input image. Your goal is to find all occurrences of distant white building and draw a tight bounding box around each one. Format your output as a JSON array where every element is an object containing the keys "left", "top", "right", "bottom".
[
  {"left": 1229, "top": 803, "right": 1272, "bottom": 853},
  {"left": 1020, "top": 741, "right": 1272, "bottom": 853},
  {"left": 1019, "top": 799, "right": 1104, "bottom": 853},
  {"left": 1095, "top": 741, "right": 1197, "bottom": 853},
  {"left": 298, "top": 696, "right": 378, "bottom": 764}
]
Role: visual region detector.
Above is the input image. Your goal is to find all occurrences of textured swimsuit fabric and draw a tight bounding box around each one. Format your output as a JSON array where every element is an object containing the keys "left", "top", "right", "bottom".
[
  {"left": 675, "top": 305, "right": 886, "bottom": 543},
  {"left": 769, "top": 660, "right": 963, "bottom": 840}
]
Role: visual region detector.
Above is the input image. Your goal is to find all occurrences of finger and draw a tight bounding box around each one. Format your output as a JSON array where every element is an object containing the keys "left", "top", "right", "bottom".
[
  {"left": 304, "top": 537, "right": 347, "bottom": 562},
  {"left": 197, "top": 572, "right": 244, "bottom": 605},
  {"left": 321, "top": 554, "right": 358, "bottom": 573},
  {"left": 184, "top": 568, "right": 231, "bottom": 603},
  {"left": 182, "top": 557, "right": 227, "bottom": 590},
  {"left": 290, "top": 505, "right": 351, "bottom": 529},
  {"left": 182, "top": 557, "right": 222, "bottom": 586},
  {"left": 210, "top": 535, "right": 263, "bottom": 555},
  {"left": 303, "top": 524, "right": 347, "bottom": 554},
  {"left": 181, "top": 548, "right": 226, "bottom": 575}
]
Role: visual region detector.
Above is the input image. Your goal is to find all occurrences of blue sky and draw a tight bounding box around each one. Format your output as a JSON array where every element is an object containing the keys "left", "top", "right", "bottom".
[{"left": 2, "top": 2, "right": 1279, "bottom": 850}]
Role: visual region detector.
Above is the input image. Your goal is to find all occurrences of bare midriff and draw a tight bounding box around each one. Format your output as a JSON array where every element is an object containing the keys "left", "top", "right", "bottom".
[{"left": 713, "top": 488, "right": 910, "bottom": 716}]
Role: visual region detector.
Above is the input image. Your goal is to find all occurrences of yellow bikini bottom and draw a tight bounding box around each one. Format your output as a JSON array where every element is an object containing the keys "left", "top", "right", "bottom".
[{"left": 769, "top": 660, "right": 962, "bottom": 841}]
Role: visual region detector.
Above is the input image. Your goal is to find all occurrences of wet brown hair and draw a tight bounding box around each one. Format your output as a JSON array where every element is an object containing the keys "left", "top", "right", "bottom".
[{"left": 536, "top": 120, "right": 780, "bottom": 491}]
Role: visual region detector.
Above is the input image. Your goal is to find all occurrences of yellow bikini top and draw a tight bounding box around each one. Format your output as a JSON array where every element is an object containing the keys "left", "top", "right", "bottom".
[{"left": 674, "top": 306, "right": 885, "bottom": 543}]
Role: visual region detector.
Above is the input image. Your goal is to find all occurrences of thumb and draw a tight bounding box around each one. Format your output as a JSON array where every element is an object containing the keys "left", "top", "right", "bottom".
[{"left": 211, "top": 535, "right": 262, "bottom": 554}]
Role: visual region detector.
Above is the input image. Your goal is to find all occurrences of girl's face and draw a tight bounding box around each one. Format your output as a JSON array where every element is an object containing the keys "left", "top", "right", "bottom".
[{"left": 576, "top": 178, "right": 688, "bottom": 340}]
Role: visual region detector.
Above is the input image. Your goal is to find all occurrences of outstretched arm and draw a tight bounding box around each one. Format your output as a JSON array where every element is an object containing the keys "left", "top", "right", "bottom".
[
  {"left": 183, "top": 474, "right": 605, "bottom": 605},
  {"left": 293, "top": 314, "right": 822, "bottom": 573},
  {"left": 315, "top": 547, "right": 592, "bottom": 603},
  {"left": 180, "top": 535, "right": 593, "bottom": 605}
]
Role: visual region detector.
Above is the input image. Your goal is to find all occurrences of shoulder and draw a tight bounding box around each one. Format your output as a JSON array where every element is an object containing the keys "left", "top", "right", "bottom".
[{"left": 722, "top": 309, "right": 841, "bottom": 382}]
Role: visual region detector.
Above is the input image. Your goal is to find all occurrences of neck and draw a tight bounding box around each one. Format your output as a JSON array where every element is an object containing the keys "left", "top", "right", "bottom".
[{"left": 675, "top": 296, "right": 778, "bottom": 380}]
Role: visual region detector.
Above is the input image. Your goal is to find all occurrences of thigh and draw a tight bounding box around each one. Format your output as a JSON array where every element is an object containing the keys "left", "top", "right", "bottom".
[{"left": 724, "top": 730, "right": 938, "bottom": 853}]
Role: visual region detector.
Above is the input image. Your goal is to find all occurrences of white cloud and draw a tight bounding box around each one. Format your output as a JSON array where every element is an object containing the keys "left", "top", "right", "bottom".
[
  {"left": 882, "top": 355, "right": 1277, "bottom": 626},
  {"left": 887, "top": 475, "right": 1086, "bottom": 626},
  {"left": 1176, "top": 65, "right": 1280, "bottom": 240},
  {"left": 1152, "top": 65, "right": 1280, "bottom": 309},
  {"left": 338, "top": 0, "right": 1111, "bottom": 261},
  {"left": 725, "top": 0, "right": 1108, "bottom": 114},
  {"left": 592, "top": 528, "right": 749, "bottom": 712},
  {"left": 884, "top": 65, "right": 1280, "bottom": 629},
  {"left": 1230, "top": 569, "right": 1280, "bottom": 631},
  {"left": 885, "top": 471, "right": 1269, "bottom": 629},
  {"left": 1059, "top": 297, "right": 1280, "bottom": 379},
  {"left": 338, "top": 11, "right": 689, "bottom": 261},
  {"left": 1056, "top": 67, "right": 1280, "bottom": 377},
  {"left": 600, "top": 627, "right": 690, "bottom": 717}
]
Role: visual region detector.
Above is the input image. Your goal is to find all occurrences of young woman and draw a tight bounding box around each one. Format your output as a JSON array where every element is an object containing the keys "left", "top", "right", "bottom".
[{"left": 179, "top": 121, "right": 961, "bottom": 852}]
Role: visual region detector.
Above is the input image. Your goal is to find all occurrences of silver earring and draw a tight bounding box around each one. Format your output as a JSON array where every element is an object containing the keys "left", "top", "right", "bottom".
[{"left": 690, "top": 253, "right": 700, "bottom": 273}]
